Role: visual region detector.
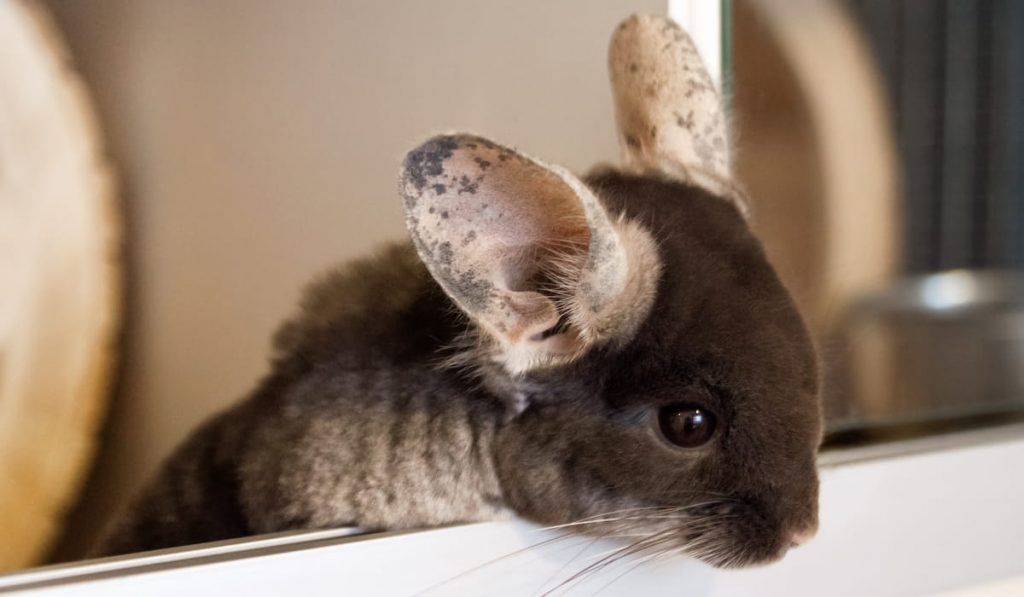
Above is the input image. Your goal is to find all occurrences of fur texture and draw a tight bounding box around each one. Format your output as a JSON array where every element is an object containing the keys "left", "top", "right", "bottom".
[{"left": 98, "top": 14, "right": 822, "bottom": 568}]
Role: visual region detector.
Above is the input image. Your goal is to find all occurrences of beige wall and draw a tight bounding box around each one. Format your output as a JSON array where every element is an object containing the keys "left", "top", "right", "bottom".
[{"left": 42, "top": 0, "right": 664, "bottom": 559}]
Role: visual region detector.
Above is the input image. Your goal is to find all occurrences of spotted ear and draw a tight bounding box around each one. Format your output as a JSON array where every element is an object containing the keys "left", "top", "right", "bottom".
[
  {"left": 400, "top": 134, "right": 661, "bottom": 373},
  {"left": 609, "top": 15, "right": 733, "bottom": 195}
]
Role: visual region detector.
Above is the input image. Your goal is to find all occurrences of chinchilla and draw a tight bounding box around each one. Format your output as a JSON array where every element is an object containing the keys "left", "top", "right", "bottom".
[{"left": 98, "top": 15, "right": 822, "bottom": 568}]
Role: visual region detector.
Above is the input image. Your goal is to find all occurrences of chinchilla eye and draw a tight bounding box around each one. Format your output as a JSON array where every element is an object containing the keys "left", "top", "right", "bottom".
[{"left": 658, "top": 403, "right": 717, "bottom": 448}]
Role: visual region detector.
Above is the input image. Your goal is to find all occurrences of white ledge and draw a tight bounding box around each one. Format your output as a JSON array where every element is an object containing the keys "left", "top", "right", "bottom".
[{"left": 3, "top": 428, "right": 1024, "bottom": 596}]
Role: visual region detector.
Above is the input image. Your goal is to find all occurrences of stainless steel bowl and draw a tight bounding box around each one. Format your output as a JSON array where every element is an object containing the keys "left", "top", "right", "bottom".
[{"left": 832, "top": 270, "right": 1024, "bottom": 428}]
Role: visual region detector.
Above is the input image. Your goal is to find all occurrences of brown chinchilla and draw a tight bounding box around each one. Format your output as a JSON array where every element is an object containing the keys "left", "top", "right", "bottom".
[{"left": 98, "top": 15, "right": 822, "bottom": 568}]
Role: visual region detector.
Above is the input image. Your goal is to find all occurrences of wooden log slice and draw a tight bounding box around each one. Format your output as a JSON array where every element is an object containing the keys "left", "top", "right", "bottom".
[{"left": 0, "top": 0, "right": 120, "bottom": 570}]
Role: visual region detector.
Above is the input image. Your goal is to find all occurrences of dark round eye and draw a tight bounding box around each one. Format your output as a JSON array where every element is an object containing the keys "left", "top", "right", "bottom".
[{"left": 658, "top": 403, "right": 718, "bottom": 448}]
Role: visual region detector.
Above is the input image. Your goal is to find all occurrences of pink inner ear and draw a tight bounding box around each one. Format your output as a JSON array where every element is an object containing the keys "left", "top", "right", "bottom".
[
  {"left": 401, "top": 134, "right": 591, "bottom": 344},
  {"left": 445, "top": 145, "right": 590, "bottom": 255}
]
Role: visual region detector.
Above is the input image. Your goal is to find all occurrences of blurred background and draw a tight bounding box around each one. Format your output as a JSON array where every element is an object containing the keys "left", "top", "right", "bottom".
[{"left": 0, "top": 0, "right": 1021, "bottom": 572}]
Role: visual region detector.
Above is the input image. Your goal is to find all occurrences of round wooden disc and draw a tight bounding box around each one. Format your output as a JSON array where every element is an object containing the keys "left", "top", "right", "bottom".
[
  {"left": 0, "top": 0, "right": 120, "bottom": 570},
  {"left": 734, "top": 0, "right": 900, "bottom": 334}
]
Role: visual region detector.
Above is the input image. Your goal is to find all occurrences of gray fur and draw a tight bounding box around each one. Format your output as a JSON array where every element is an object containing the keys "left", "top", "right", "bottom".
[
  {"left": 98, "top": 169, "right": 821, "bottom": 569},
  {"left": 99, "top": 244, "right": 510, "bottom": 554},
  {"left": 98, "top": 15, "right": 822, "bottom": 569}
]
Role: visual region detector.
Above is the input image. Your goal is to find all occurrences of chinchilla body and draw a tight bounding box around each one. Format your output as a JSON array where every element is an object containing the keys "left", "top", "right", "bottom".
[
  {"left": 100, "top": 244, "right": 510, "bottom": 555},
  {"left": 99, "top": 15, "right": 824, "bottom": 568}
]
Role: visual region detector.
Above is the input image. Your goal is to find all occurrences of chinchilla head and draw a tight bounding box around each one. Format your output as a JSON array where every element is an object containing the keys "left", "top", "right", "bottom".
[{"left": 398, "top": 15, "right": 822, "bottom": 568}]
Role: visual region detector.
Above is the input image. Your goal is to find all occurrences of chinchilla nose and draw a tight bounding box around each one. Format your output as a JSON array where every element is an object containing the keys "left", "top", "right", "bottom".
[{"left": 788, "top": 524, "right": 817, "bottom": 548}]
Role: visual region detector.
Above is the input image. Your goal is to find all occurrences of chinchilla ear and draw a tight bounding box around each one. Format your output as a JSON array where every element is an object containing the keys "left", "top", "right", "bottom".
[
  {"left": 400, "top": 134, "right": 661, "bottom": 373},
  {"left": 609, "top": 15, "right": 740, "bottom": 203}
]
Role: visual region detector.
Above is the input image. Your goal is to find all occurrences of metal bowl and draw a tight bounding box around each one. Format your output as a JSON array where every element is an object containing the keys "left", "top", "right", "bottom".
[{"left": 832, "top": 270, "right": 1024, "bottom": 428}]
